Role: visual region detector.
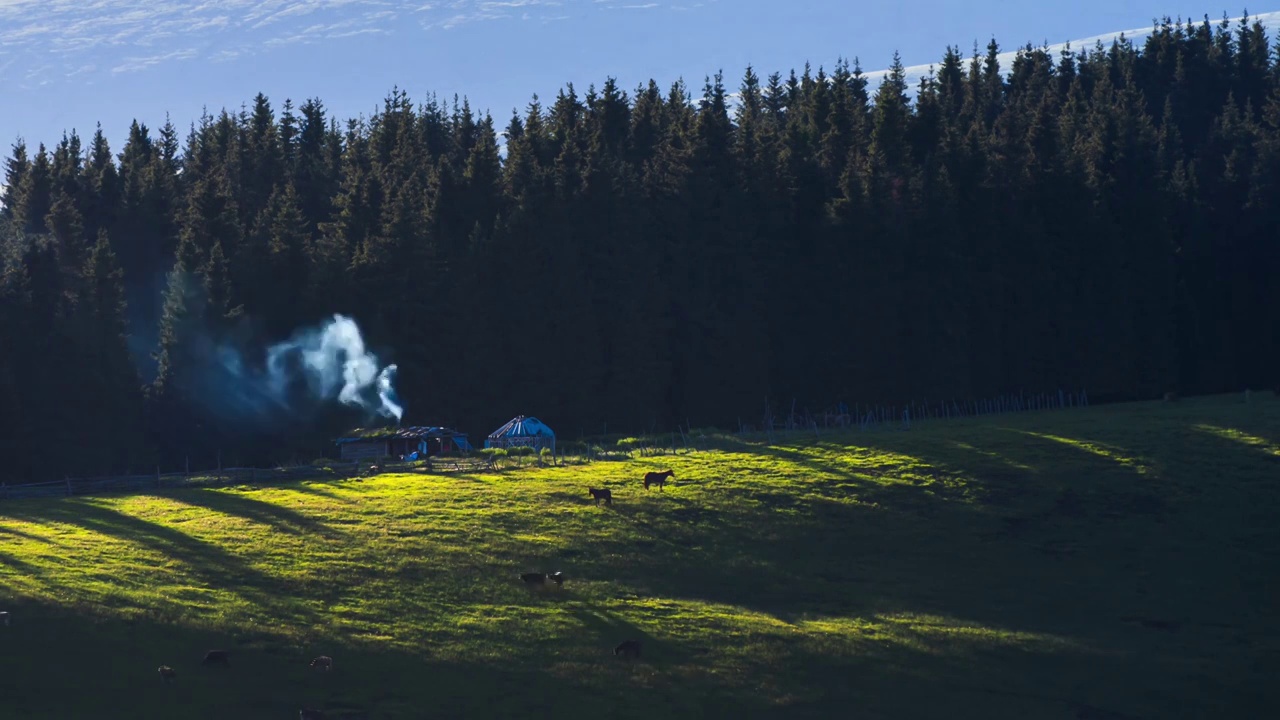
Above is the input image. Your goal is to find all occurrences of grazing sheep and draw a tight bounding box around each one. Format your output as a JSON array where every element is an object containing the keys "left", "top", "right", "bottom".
[
  {"left": 614, "top": 640, "right": 642, "bottom": 659},
  {"left": 310, "top": 655, "right": 334, "bottom": 671},
  {"left": 157, "top": 666, "right": 176, "bottom": 683},
  {"left": 588, "top": 487, "right": 613, "bottom": 506},
  {"left": 201, "top": 650, "right": 231, "bottom": 667},
  {"left": 0, "top": 611, "right": 9, "bottom": 626},
  {"left": 643, "top": 470, "right": 675, "bottom": 491},
  {"left": 300, "top": 708, "right": 327, "bottom": 720}
]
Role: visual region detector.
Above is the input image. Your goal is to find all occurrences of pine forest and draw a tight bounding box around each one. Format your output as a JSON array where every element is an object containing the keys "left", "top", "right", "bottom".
[{"left": 2, "top": 15, "right": 1279, "bottom": 479}]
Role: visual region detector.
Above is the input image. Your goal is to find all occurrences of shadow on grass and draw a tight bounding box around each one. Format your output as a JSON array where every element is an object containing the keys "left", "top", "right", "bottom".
[
  {"left": 550, "top": 410, "right": 1277, "bottom": 664},
  {"left": 0, "top": 549, "right": 37, "bottom": 573},
  {"left": 288, "top": 482, "right": 364, "bottom": 502},
  {"left": 0, "top": 597, "right": 882, "bottom": 720},
  {"left": 0, "top": 526, "right": 57, "bottom": 544},
  {"left": 0, "top": 499, "right": 309, "bottom": 623},
  {"left": 11, "top": 593, "right": 1224, "bottom": 720},
  {"left": 180, "top": 488, "right": 342, "bottom": 539}
]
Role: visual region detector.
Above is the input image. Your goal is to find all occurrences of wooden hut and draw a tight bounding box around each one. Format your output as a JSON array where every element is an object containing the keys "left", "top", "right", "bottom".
[{"left": 335, "top": 426, "right": 473, "bottom": 462}]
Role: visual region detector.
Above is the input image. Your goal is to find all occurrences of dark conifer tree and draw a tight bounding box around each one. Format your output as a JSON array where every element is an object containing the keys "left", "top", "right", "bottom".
[{"left": 4, "top": 24, "right": 1280, "bottom": 476}]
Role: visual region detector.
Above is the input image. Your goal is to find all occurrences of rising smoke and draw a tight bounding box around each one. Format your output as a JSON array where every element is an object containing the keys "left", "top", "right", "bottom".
[
  {"left": 209, "top": 313, "right": 404, "bottom": 426},
  {"left": 273, "top": 314, "right": 403, "bottom": 421}
]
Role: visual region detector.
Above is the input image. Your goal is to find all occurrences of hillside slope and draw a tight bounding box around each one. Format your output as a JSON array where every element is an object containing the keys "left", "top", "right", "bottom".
[{"left": 1, "top": 395, "right": 1277, "bottom": 719}]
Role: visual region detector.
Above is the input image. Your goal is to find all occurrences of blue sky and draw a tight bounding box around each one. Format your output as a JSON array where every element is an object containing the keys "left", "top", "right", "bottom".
[{"left": 0, "top": 2, "right": 1274, "bottom": 155}]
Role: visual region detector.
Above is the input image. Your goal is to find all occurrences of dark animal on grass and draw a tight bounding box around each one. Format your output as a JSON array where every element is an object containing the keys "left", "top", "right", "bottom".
[
  {"left": 201, "top": 650, "right": 231, "bottom": 667},
  {"left": 614, "top": 640, "right": 642, "bottom": 659},
  {"left": 310, "top": 655, "right": 333, "bottom": 671},
  {"left": 157, "top": 666, "right": 176, "bottom": 683},
  {"left": 521, "top": 571, "right": 565, "bottom": 587},
  {"left": 300, "top": 709, "right": 327, "bottom": 720},
  {"left": 644, "top": 470, "right": 675, "bottom": 491},
  {"left": 589, "top": 487, "right": 613, "bottom": 506}
]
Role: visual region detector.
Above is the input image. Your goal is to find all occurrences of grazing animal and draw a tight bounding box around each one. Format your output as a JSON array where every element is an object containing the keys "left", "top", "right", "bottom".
[
  {"left": 310, "top": 655, "right": 334, "bottom": 672},
  {"left": 0, "top": 611, "right": 9, "bottom": 626},
  {"left": 300, "top": 709, "right": 327, "bottom": 720},
  {"left": 588, "top": 487, "right": 613, "bottom": 506},
  {"left": 643, "top": 470, "right": 675, "bottom": 491},
  {"left": 614, "top": 640, "right": 642, "bottom": 659},
  {"left": 201, "top": 650, "right": 231, "bottom": 667},
  {"left": 157, "top": 666, "right": 176, "bottom": 683},
  {"left": 522, "top": 571, "right": 566, "bottom": 587}
]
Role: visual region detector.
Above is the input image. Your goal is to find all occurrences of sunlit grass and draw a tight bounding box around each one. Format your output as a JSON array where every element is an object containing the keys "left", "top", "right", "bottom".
[
  {"left": 1, "top": 394, "right": 1278, "bottom": 718},
  {"left": 1193, "top": 423, "right": 1280, "bottom": 456}
]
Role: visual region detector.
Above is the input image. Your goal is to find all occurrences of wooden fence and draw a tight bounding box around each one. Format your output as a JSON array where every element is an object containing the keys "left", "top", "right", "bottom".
[
  {"left": 744, "top": 388, "right": 1092, "bottom": 441},
  {"left": 0, "top": 388, "right": 1092, "bottom": 503},
  {"left": 0, "top": 464, "right": 352, "bottom": 502},
  {"left": 0, "top": 452, "right": 515, "bottom": 503}
]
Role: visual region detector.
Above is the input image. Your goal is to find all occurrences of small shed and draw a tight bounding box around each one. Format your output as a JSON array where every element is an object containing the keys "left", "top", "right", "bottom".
[
  {"left": 485, "top": 415, "right": 556, "bottom": 453},
  {"left": 335, "top": 426, "right": 473, "bottom": 462}
]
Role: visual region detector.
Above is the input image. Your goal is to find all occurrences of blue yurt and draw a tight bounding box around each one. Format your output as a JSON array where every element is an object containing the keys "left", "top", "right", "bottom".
[{"left": 485, "top": 415, "right": 556, "bottom": 453}]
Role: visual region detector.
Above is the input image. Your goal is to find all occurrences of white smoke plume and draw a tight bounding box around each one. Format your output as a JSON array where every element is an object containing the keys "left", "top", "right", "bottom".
[
  {"left": 266, "top": 314, "right": 404, "bottom": 421},
  {"left": 206, "top": 312, "right": 404, "bottom": 426}
]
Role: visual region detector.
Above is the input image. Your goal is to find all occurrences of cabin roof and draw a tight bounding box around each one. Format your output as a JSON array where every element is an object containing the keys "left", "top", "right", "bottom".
[{"left": 335, "top": 426, "right": 469, "bottom": 444}]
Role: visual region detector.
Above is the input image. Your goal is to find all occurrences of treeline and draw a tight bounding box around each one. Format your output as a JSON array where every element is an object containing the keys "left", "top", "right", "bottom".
[{"left": 2, "top": 14, "right": 1279, "bottom": 479}]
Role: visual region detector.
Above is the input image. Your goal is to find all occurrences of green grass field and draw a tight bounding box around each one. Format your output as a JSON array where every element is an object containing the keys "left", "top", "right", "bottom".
[{"left": 2, "top": 394, "right": 1278, "bottom": 719}]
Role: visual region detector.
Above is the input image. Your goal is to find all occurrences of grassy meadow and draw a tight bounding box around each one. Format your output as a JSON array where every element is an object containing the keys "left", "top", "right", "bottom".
[{"left": 1, "top": 394, "right": 1278, "bottom": 719}]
